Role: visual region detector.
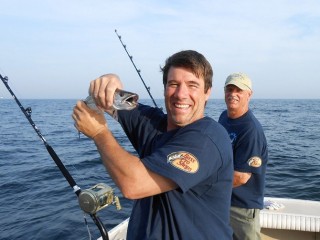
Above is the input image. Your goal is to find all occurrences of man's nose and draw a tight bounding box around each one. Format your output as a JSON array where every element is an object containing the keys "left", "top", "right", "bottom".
[{"left": 174, "top": 84, "right": 188, "bottom": 98}]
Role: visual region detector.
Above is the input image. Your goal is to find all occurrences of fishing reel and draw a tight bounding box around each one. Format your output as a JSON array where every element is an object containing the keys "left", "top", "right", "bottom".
[{"left": 78, "top": 183, "right": 121, "bottom": 214}]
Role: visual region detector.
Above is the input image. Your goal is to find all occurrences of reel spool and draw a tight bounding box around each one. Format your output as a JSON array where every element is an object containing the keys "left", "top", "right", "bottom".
[{"left": 78, "top": 183, "right": 121, "bottom": 214}]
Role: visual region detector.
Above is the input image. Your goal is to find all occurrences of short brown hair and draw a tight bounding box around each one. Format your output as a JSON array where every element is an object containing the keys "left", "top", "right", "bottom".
[{"left": 160, "top": 50, "right": 213, "bottom": 93}]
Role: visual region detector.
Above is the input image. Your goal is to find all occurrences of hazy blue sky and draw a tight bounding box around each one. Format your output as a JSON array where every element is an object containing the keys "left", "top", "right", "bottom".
[{"left": 0, "top": 0, "right": 319, "bottom": 99}]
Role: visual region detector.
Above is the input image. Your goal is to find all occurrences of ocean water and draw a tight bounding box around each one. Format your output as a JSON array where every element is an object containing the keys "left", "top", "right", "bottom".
[{"left": 0, "top": 98, "right": 319, "bottom": 240}]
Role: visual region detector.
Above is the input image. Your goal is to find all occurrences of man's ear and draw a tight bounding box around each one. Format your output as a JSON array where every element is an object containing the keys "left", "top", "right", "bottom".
[{"left": 205, "top": 88, "right": 212, "bottom": 101}]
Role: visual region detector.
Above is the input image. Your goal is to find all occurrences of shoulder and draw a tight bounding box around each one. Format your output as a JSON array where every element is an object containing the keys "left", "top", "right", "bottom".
[
  {"left": 218, "top": 110, "right": 228, "bottom": 123},
  {"left": 184, "top": 117, "right": 231, "bottom": 148},
  {"left": 202, "top": 117, "right": 229, "bottom": 136},
  {"left": 246, "top": 110, "right": 266, "bottom": 134},
  {"left": 189, "top": 117, "right": 226, "bottom": 133}
]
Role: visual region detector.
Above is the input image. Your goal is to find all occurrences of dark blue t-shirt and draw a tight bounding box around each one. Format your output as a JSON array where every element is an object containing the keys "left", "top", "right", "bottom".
[
  {"left": 219, "top": 109, "right": 268, "bottom": 209},
  {"left": 117, "top": 104, "right": 233, "bottom": 240}
]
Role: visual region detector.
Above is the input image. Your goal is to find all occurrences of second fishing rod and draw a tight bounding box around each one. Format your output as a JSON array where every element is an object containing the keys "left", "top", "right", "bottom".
[{"left": 115, "top": 29, "right": 160, "bottom": 109}]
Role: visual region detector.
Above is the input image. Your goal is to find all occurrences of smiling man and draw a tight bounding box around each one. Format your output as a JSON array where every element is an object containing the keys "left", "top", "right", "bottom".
[
  {"left": 73, "top": 50, "right": 234, "bottom": 239},
  {"left": 218, "top": 73, "right": 268, "bottom": 240}
]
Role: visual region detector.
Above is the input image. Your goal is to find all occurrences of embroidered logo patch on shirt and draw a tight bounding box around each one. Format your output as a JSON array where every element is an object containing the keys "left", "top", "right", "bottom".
[
  {"left": 229, "top": 132, "right": 237, "bottom": 144},
  {"left": 247, "top": 156, "right": 262, "bottom": 168},
  {"left": 167, "top": 151, "right": 199, "bottom": 173}
]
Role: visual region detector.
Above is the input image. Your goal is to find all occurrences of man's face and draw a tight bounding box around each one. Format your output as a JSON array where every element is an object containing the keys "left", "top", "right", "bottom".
[
  {"left": 164, "top": 67, "right": 211, "bottom": 131},
  {"left": 224, "top": 84, "right": 251, "bottom": 115}
]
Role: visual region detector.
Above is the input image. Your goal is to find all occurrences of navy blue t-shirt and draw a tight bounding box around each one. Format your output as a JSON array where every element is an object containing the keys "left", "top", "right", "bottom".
[
  {"left": 219, "top": 109, "right": 268, "bottom": 209},
  {"left": 117, "top": 104, "right": 233, "bottom": 240}
]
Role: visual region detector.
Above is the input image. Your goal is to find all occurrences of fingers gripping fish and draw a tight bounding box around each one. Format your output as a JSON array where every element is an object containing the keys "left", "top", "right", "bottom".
[{"left": 84, "top": 89, "right": 139, "bottom": 112}]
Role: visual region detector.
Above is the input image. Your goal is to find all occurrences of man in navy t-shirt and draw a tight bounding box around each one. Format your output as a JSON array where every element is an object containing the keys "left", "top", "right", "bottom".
[
  {"left": 219, "top": 73, "right": 268, "bottom": 240},
  {"left": 73, "top": 50, "right": 233, "bottom": 239}
]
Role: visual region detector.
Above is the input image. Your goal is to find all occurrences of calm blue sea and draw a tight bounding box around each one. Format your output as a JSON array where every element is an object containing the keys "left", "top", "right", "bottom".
[{"left": 0, "top": 98, "right": 319, "bottom": 240}]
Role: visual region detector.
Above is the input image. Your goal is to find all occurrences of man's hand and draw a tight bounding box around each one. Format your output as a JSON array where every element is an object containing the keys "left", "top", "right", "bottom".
[
  {"left": 233, "top": 171, "right": 252, "bottom": 188},
  {"left": 72, "top": 100, "right": 108, "bottom": 139},
  {"left": 89, "top": 74, "right": 123, "bottom": 112}
]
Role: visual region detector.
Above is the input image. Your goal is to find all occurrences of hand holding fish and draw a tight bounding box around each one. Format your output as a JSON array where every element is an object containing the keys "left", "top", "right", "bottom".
[
  {"left": 72, "top": 101, "right": 108, "bottom": 139},
  {"left": 89, "top": 74, "right": 124, "bottom": 113},
  {"left": 85, "top": 74, "right": 139, "bottom": 115},
  {"left": 73, "top": 73, "right": 138, "bottom": 139}
]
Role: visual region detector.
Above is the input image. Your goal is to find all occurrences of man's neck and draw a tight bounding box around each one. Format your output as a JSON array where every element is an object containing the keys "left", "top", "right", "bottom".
[{"left": 227, "top": 107, "right": 249, "bottom": 119}]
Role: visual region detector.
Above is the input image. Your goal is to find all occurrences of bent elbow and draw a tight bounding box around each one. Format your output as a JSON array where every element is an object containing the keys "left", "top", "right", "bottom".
[
  {"left": 120, "top": 186, "right": 141, "bottom": 200},
  {"left": 117, "top": 181, "right": 144, "bottom": 200}
]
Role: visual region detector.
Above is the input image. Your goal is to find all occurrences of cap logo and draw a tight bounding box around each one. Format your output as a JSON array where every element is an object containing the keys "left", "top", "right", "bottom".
[
  {"left": 167, "top": 151, "right": 199, "bottom": 173},
  {"left": 247, "top": 156, "right": 262, "bottom": 168}
]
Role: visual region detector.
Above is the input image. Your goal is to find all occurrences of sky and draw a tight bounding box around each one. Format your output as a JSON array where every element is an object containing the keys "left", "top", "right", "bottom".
[{"left": 0, "top": 0, "right": 319, "bottom": 99}]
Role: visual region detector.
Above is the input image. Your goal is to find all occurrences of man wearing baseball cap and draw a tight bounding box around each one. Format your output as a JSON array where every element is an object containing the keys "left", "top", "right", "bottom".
[{"left": 219, "top": 73, "right": 268, "bottom": 240}]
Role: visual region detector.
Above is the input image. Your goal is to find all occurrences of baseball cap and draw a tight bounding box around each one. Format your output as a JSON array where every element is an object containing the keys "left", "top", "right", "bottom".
[{"left": 224, "top": 72, "right": 252, "bottom": 91}]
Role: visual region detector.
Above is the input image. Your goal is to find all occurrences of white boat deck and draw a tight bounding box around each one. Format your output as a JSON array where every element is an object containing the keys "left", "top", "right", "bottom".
[
  {"left": 261, "top": 197, "right": 320, "bottom": 232},
  {"left": 108, "top": 218, "right": 129, "bottom": 240},
  {"left": 103, "top": 197, "right": 320, "bottom": 240},
  {"left": 260, "top": 197, "right": 320, "bottom": 240}
]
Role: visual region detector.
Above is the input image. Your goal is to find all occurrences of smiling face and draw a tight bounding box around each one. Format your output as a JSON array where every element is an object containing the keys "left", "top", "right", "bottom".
[
  {"left": 224, "top": 84, "right": 252, "bottom": 119},
  {"left": 165, "top": 67, "right": 211, "bottom": 131}
]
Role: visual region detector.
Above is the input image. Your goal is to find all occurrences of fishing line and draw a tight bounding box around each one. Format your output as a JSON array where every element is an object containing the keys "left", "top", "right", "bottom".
[
  {"left": 115, "top": 29, "right": 160, "bottom": 108},
  {"left": 0, "top": 73, "right": 115, "bottom": 240},
  {"left": 83, "top": 213, "right": 93, "bottom": 240}
]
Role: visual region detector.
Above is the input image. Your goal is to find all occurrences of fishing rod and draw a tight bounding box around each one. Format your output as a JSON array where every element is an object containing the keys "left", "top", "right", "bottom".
[
  {"left": 0, "top": 74, "right": 121, "bottom": 240},
  {"left": 115, "top": 29, "right": 159, "bottom": 108}
]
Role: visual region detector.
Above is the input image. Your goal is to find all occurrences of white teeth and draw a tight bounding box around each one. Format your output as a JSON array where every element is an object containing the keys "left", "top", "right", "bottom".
[
  {"left": 228, "top": 97, "right": 238, "bottom": 102},
  {"left": 175, "top": 104, "right": 189, "bottom": 109}
]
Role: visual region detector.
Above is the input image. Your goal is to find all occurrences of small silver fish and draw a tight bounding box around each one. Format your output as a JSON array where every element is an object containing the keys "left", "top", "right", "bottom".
[{"left": 84, "top": 89, "right": 139, "bottom": 111}]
